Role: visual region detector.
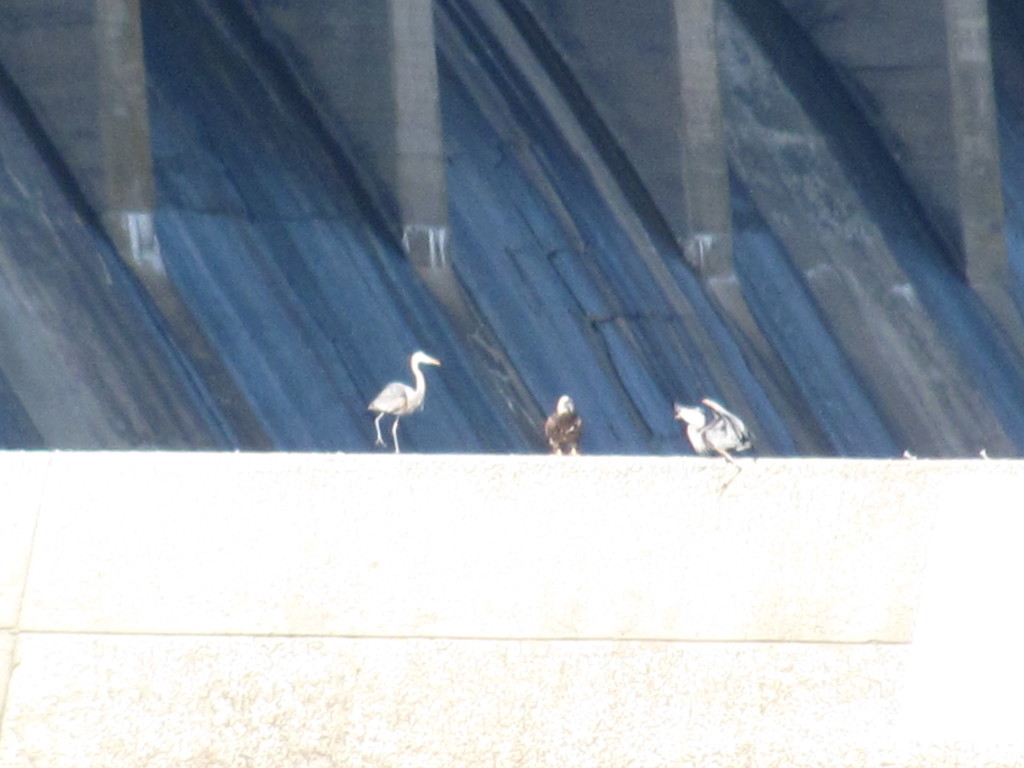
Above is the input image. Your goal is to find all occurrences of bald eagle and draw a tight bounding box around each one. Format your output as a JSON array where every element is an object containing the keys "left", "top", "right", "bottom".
[{"left": 545, "top": 395, "right": 582, "bottom": 455}]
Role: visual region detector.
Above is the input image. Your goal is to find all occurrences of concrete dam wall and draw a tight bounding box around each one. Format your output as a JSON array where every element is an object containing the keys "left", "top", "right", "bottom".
[
  {"left": 3, "top": 5, "right": 1024, "bottom": 761},
  {"left": 0, "top": 0, "right": 1023, "bottom": 456},
  {"left": 1, "top": 452, "right": 1023, "bottom": 766}
]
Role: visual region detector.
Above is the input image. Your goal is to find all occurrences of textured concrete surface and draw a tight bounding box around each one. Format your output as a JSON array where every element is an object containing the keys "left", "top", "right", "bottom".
[
  {"left": 6, "top": 0, "right": 1024, "bottom": 457},
  {"left": 2, "top": 636, "right": 1022, "bottom": 767},
  {"left": 719, "top": 0, "right": 1018, "bottom": 458},
  {"left": 0, "top": 0, "right": 161, "bottom": 272},
  {"left": 19, "top": 453, "right": 935, "bottom": 641},
  {"left": 0, "top": 453, "right": 47, "bottom": 628},
  {"left": 519, "top": 0, "right": 732, "bottom": 274},
  {"left": 902, "top": 495, "right": 1024, "bottom": 743},
  {"left": 778, "top": 0, "right": 1006, "bottom": 278},
  {"left": 2, "top": 452, "right": 1023, "bottom": 766},
  {"left": 0, "top": 632, "right": 13, "bottom": 730},
  {"left": 1, "top": 635, "right": 907, "bottom": 768},
  {"left": 240, "top": 0, "right": 450, "bottom": 267}
]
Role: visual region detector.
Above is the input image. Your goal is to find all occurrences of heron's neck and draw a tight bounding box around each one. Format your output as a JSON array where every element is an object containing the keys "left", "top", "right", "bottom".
[{"left": 411, "top": 361, "right": 428, "bottom": 396}]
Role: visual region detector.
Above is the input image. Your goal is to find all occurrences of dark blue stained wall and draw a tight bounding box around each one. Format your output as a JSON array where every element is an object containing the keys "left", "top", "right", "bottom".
[
  {"left": 983, "top": 0, "right": 1024, "bottom": 443},
  {"left": 141, "top": 0, "right": 801, "bottom": 456},
  {"left": 728, "top": 180, "right": 897, "bottom": 457},
  {"left": 0, "top": 58, "right": 226, "bottom": 449},
  {"left": 143, "top": 0, "right": 524, "bottom": 453},
  {"left": 435, "top": 0, "right": 798, "bottom": 455},
  {"left": 991, "top": 0, "right": 1024, "bottom": 294},
  {"left": 2, "top": 0, "right": 1024, "bottom": 455},
  {"left": 439, "top": 0, "right": 1024, "bottom": 457},
  {"left": 719, "top": 0, "right": 1024, "bottom": 456}
]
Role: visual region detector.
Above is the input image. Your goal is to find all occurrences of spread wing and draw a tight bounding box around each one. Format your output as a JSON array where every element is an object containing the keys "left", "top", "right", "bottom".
[{"left": 702, "top": 399, "right": 752, "bottom": 452}]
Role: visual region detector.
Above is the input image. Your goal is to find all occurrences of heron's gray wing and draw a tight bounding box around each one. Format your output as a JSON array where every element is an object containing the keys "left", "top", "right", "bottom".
[
  {"left": 707, "top": 412, "right": 752, "bottom": 451},
  {"left": 702, "top": 400, "right": 752, "bottom": 447},
  {"left": 701, "top": 399, "right": 736, "bottom": 420},
  {"left": 368, "top": 382, "right": 412, "bottom": 413},
  {"left": 722, "top": 410, "right": 752, "bottom": 449},
  {"left": 734, "top": 419, "right": 753, "bottom": 450}
]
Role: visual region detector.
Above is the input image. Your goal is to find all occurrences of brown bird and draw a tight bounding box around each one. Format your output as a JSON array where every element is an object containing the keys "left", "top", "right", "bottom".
[{"left": 545, "top": 395, "right": 583, "bottom": 455}]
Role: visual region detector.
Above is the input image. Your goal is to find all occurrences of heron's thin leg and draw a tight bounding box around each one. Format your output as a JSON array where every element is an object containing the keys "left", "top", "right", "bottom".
[
  {"left": 716, "top": 448, "right": 737, "bottom": 466},
  {"left": 716, "top": 460, "right": 743, "bottom": 497},
  {"left": 391, "top": 416, "right": 401, "bottom": 454},
  {"left": 373, "top": 413, "right": 386, "bottom": 446}
]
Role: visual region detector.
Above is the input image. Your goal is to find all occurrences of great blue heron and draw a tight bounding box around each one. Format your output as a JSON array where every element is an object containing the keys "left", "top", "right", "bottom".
[
  {"left": 544, "top": 395, "right": 583, "bottom": 455},
  {"left": 673, "top": 397, "right": 753, "bottom": 464},
  {"left": 368, "top": 350, "right": 441, "bottom": 453}
]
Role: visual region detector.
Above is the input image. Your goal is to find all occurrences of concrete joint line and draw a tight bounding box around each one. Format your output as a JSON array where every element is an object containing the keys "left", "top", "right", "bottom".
[
  {"left": 2, "top": 629, "right": 912, "bottom": 646},
  {"left": 0, "top": 453, "right": 51, "bottom": 739}
]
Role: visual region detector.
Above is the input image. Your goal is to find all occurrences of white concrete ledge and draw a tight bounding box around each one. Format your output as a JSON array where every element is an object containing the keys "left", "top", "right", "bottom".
[
  {"left": 2, "top": 452, "right": 1023, "bottom": 766},
  {"left": 11, "top": 452, "right": 955, "bottom": 641}
]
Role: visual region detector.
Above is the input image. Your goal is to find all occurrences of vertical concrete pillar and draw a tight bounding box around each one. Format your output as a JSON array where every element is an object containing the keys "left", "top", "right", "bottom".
[
  {"left": 943, "top": 0, "right": 1015, "bottom": 324},
  {"left": 392, "top": 0, "right": 450, "bottom": 269},
  {"left": 673, "top": 0, "right": 733, "bottom": 279},
  {"left": 517, "top": 0, "right": 734, "bottom": 278},
  {"left": 0, "top": 0, "right": 162, "bottom": 274},
  {"left": 95, "top": 0, "right": 162, "bottom": 274},
  {"left": 244, "top": 0, "right": 450, "bottom": 269},
  {"left": 0, "top": 1, "right": 271, "bottom": 447},
  {"left": 944, "top": 0, "right": 1005, "bottom": 278},
  {"left": 778, "top": 0, "right": 1019, "bottom": 339},
  {"left": 507, "top": 0, "right": 828, "bottom": 449}
]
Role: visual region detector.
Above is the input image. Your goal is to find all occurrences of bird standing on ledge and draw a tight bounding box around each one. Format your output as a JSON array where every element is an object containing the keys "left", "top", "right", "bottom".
[
  {"left": 673, "top": 397, "right": 752, "bottom": 464},
  {"left": 368, "top": 350, "right": 441, "bottom": 453},
  {"left": 545, "top": 395, "right": 583, "bottom": 455}
]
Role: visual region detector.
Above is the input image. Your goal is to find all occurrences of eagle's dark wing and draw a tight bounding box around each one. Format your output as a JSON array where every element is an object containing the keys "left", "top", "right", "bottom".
[{"left": 545, "top": 412, "right": 583, "bottom": 450}]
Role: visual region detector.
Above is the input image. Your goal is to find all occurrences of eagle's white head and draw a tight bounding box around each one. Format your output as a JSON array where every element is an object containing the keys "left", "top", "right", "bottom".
[{"left": 556, "top": 395, "right": 575, "bottom": 415}]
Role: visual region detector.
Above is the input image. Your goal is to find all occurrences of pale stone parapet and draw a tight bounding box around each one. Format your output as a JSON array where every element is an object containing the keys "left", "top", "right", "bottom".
[
  {"left": 1, "top": 452, "right": 1023, "bottom": 766},
  {"left": 17, "top": 453, "right": 934, "bottom": 642}
]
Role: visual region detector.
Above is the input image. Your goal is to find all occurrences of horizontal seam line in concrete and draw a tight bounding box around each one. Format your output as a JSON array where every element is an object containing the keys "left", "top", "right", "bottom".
[{"left": 12, "top": 630, "right": 910, "bottom": 645}]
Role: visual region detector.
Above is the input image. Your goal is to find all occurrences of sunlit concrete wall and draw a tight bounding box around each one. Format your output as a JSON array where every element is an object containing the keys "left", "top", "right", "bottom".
[
  {"left": 0, "top": 0, "right": 161, "bottom": 273},
  {"left": 516, "top": 0, "right": 732, "bottom": 278},
  {"left": 238, "top": 0, "right": 451, "bottom": 269},
  {"left": 1, "top": 452, "right": 1023, "bottom": 766}
]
